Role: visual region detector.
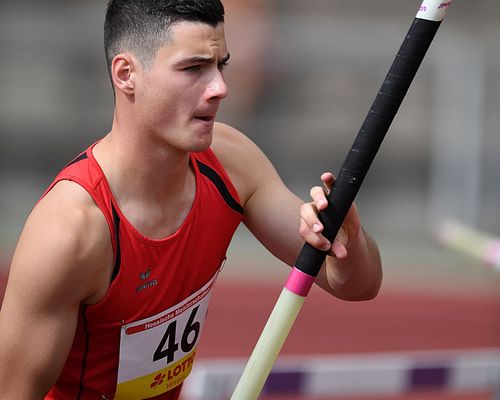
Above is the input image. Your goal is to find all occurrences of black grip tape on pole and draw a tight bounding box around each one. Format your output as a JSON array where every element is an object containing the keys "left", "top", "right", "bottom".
[{"left": 295, "top": 18, "right": 442, "bottom": 277}]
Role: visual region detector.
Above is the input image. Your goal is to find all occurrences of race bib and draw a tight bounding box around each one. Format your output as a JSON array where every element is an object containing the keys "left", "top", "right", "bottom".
[{"left": 115, "top": 274, "right": 217, "bottom": 399}]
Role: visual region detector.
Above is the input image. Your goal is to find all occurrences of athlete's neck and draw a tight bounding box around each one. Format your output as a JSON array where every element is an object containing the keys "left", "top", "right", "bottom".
[{"left": 92, "top": 131, "right": 197, "bottom": 239}]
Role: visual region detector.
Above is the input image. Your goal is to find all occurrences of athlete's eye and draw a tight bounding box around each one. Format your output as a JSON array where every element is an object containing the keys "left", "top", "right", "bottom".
[{"left": 183, "top": 65, "right": 201, "bottom": 73}]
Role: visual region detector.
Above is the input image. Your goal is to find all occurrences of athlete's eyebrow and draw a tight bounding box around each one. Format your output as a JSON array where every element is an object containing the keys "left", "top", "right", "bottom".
[{"left": 175, "top": 52, "right": 230, "bottom": 67}]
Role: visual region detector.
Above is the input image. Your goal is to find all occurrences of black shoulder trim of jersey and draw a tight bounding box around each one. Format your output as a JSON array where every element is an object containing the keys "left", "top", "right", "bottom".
[
  {"left": 66, "top": 152, "right": 88, "bottom": 168},
  {"left": 196, "top": 160, "right": 244, "bottom": 215},
  {"left": 110, "top": 204, "right": 122, "bottom": 282}
]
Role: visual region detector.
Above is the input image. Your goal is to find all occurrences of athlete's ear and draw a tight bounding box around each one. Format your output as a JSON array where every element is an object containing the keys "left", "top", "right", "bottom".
[{"left": 111, "top": 53, "right": 138, "bottom": 96}]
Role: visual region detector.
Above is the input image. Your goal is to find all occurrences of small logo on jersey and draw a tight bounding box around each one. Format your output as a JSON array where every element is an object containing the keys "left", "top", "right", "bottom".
[
  {"left": 140, "top": 269, "right": 151, "bottom": 280},
  {"left": 136, "top": 268, "right": 158, "bottom": 293}
]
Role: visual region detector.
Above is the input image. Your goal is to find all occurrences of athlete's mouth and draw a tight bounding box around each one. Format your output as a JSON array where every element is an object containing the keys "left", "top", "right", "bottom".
[
  {"left": 194, "top": 115, "right": 215, "bottom": 122},
  {"left": 193, "top": 114, "right": 215, "bottom": 122}
]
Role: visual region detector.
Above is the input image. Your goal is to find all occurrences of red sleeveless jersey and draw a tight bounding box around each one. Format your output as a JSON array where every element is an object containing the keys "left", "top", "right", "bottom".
[{"left": 42, "top": 143, "right": 243, "bottom": 399}]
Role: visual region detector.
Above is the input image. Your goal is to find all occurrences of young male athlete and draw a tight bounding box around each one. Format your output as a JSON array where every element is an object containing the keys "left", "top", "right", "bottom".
[{"left": 0, "top": 1, "right": 382, "bottom": 398}]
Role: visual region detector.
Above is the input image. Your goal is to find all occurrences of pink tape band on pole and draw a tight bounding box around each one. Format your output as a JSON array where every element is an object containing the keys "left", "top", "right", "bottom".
[{"left": 285, "top": 267, "right": 316, "bottom": 297}]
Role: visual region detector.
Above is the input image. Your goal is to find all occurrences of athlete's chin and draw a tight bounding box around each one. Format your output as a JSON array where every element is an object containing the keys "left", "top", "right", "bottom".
[
  {"left": 190, "top": 138, "right": 213, "bottom": 153},
  {"left": 189, "top": 121, "right": 214, "bottom": 151},
  {"left": 181, "top": 133, "right": 213, "bottom": 153}
]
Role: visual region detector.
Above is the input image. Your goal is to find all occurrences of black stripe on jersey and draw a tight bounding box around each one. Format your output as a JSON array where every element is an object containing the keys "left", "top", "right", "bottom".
[
  {"left": 110, "top": 204, "right": 122, "bottom": 282},
  {"left": 196, "top": 160, "right": 243, "bottom": 215},
  {"left": 65, "top": 152, "right": 88, "bottom": 168},
  {"left": 76, "top": 305, "right": 89, "bottom": 400}
]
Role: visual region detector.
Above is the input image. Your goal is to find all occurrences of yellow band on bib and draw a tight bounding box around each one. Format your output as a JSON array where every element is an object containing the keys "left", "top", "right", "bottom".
[{"left": 115, "top": 349, "right": 196, "bottom": 399}]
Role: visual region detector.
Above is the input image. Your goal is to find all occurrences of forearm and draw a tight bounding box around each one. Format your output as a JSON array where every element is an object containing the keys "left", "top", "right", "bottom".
[{"left": 317, "top": 228, "right": 382, "bottom": 301}]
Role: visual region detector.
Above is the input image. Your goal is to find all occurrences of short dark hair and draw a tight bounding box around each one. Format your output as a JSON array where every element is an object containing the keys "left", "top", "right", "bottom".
[{"left": 104, "top": 0, "right": 225, "bottom": 74}]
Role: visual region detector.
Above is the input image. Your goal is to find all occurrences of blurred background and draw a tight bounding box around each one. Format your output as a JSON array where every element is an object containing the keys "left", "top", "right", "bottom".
[{"left": 1, "top": 1, "right": 500, "bottom": 399}]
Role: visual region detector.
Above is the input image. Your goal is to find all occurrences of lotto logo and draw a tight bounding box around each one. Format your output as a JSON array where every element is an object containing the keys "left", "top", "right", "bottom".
[{"left": 150, "top": 373, "right": 166, "bottom": 389}]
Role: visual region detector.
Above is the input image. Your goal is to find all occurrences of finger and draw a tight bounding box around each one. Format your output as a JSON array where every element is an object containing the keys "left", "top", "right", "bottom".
[
  {"left": 300, "top": 202, "right": 323, "bottom": 233},
  {"left": 320, "top": 172, "right": 336, "bottom": 193},
  {"left": 299, "top": 218, "right": 332, "bottom": 252},
  {"left": 309, "top": 186, "right": 328, "bottom": 211},
  {"left": 330, "top": 241, "right": 348, "bottom": 259},
  {"left": 299, "top": 203, "right": 332, "bottom": 251},
  {"left": 345, "top": 201, "right": 358, "bottom": 219},
  {"left": 334, "top": 225, "right": 349, "bottom": 247},
  {"left": 342, "top": 202, "right": 361, "bottom": 237}
]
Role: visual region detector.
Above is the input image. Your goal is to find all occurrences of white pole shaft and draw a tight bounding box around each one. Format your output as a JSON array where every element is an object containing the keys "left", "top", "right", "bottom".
[
  {"left": 416, "top": 0, "right": 452, "bottom": 21},
  {"left": 230, "top": 287, "right": 305, "bottom": 399}
]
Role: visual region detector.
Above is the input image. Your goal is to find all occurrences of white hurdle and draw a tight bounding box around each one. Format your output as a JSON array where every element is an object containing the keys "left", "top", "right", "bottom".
[{"left": 182, "top": 348, "right": 500, "bottom": 399}]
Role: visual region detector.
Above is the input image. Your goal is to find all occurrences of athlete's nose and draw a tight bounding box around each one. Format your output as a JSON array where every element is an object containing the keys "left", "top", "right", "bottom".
[{"left": 206, "top": 70, "right": 228, "bottom": 101}]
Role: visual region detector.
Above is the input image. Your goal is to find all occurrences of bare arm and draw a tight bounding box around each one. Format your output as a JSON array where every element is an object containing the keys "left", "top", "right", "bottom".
[
  {"left": 0, "top": 181, "right": 113, "bottom": 399},
  {"left": 212, "top": 122, "right": 382, "bottom": 300},
  {"left": 300, "top": 173, "right": 382, "bottom": 299}
]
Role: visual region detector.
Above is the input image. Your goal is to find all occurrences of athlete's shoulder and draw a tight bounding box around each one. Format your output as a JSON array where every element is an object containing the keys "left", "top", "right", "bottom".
[
  {"left": 36, "top": 179, "right": 105, "bottom": 236},
  {"left": 212, "top": 122, "right": 269, "bottom": 162},
  {"left": 212, "top": 122, "right": 251, "bottom": 149},
  {"left": 18, "top": 180, "right": 113, "bottom": 304},
  {"left": 211, "top": 122, "right": 282, "bottom": 206}
]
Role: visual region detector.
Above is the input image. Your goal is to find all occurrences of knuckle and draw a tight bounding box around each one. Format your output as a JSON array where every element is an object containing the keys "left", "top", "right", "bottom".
[
  {"left": 310, "top": 185, "right": 324, "bottom": 198},
  {"left": 299, "top": 203, "right": 310, "bottom": 217},
  {"left": 299, "top": 223, "right": 309, "bottom": 237}
]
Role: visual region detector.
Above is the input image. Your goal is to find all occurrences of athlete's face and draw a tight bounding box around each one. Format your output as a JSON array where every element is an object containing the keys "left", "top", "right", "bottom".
[{"left": 135, "top": 21, "right": 229, "bottom": 152}]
